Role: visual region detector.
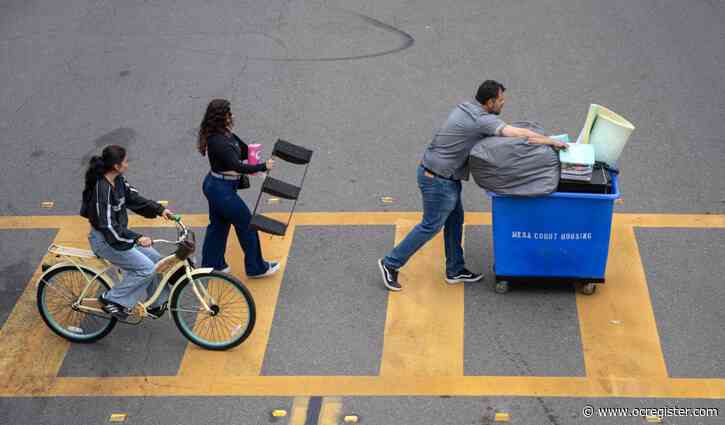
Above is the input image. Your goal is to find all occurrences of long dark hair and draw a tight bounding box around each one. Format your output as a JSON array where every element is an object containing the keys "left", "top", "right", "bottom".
[
  {"left": 83, "top": 145, "right": 127, "bottom": 201},
  {"left": 197, "top": 99, "right": 232, "bottom": 156}
]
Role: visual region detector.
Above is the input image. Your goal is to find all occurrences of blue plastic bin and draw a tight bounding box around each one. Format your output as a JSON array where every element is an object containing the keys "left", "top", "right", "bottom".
[{"left": 487, "top": 173, "right": 619, "bottom": 292}]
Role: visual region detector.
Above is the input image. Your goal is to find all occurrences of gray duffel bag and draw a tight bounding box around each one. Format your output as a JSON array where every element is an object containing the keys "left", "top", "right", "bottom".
[{"left": 469, "top": 121, "right": 560, "bottom": 196}]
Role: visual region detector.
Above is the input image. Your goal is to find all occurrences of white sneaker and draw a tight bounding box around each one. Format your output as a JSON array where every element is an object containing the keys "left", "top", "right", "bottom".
[
  {"left": 219, "top": 266, "right": 231, "bottom": 273},
  {"left": 248, "top": 261, "right": 280, "bottom": 279}
]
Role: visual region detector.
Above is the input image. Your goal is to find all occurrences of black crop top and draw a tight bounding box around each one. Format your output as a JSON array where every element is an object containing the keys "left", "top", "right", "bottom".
[{"left": 206, "top": 133, "right": 268, "bottom": 174}]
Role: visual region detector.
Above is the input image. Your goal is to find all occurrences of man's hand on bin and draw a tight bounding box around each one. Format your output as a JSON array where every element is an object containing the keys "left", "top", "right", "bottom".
[
  {"left": 501, "top": 125, "right": 568, "bottom": 150},
  {"left": 527, "top": 135, "right": 568, "bottom": 150},
  {"left": 548, "top": 139, "right": 568, "bottom": 150}
]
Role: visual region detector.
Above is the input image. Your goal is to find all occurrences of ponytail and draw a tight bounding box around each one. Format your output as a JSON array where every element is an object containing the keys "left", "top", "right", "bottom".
[{"left": 82, "top": 145, "right": 127, "bottom": 201}]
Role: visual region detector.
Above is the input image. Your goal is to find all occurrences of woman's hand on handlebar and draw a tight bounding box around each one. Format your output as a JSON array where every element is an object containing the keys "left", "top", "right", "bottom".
[
  {"left": 160, "top": 208, "right": 175, "bottom": 220},
  {"left": 266, "top": 159, "right": 275, "bottom": 170},
  {"left": 137, "top": 236, "right": 153, "bottom": 247}
]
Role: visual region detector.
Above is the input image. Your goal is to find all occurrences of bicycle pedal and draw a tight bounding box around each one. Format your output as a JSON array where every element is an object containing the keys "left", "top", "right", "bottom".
[
  {"left": 146, "top": 303, "right": 168, "bottom": 319},
  {"left": 131, "top": 304, "right": 146, "bottom": 316}
]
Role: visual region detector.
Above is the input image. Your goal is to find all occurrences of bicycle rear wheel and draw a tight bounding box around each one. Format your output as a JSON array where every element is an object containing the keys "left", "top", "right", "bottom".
[
  {"left": 170, "top": 271, "right": 256, "bottom": 350},
  {"left": 36, "top": 265, "right": 117, "bottom": 343}
]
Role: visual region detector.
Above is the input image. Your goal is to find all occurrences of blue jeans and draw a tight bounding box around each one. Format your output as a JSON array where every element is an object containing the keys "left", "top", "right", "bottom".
[
  {"left": 383, "top": 165, "right": 465, "bottom": 275},
  {"left": 201, "top": 173, "right": 268, "bottom": 276},
  {"left": 88, "top": 229, "right": 169, "bottom": 309}
]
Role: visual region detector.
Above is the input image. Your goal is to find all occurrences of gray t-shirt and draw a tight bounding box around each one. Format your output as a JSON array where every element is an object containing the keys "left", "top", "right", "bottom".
[{"left": 422, "top": 101, "right": 506, "bottom": 181}]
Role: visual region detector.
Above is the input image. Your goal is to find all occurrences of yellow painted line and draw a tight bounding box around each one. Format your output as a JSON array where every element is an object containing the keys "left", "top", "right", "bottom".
[
  {"left": 0, "top": 213, "right": 723, "bottom": 229},
  {"left": 2, "top": 376, "right": 725, "bottom": 398},
  {"left": 289, "top": 397, "right": 310, "bottom": 425},
  {"left": 289, "top": 212, "right": 423, "bottom": 226},
  {"left": 0, "top": 228, "right": 73, "bottom": 380},
  {"left": 177, "top": 226, "right": 295, "bottom": 376},
  {"left": 0, "top": 216, "right": 73, "bottom": 229},
  {"left": 319, "top": 397, "right": 343, "bottom": 425},
  {"left": 614, "top": 213, "right": 725, "bottom": 228},
  {"left": 0, "top": 213, "right": 436, "bottom": 229},
  {"left": 576, "top": 225, "right": 669, "bottom": 385},
  {"left": 379, "top": 219, "right": 464, "bottom": 376}
]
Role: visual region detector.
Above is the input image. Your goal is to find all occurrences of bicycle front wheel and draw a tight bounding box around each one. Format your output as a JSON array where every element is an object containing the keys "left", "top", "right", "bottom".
[
  {"left": 170, "top": 271, "right": 256, "bottom": 350},
  {"left": 36, "top": 265, "right": 117, "bottom": 343}
]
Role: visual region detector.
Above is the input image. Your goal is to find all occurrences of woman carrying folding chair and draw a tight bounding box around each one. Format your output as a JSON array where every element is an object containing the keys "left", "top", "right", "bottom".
[{"left": 197, "top": 99, "right": 280, "bottom": 278}]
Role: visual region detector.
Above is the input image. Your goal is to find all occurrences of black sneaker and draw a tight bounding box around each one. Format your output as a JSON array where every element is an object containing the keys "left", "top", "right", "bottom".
[
  {"left": 378, "top": 259, "right": 402, "bottom": 291},
  {"left": 147, "top": 302, "right": 168, "bottom": 319},
  {"left": 445, "top": 268, "right": 484, "bottom": 284},
  {"left": 99, "top": 293, "right": 130, "bottom": 319}
]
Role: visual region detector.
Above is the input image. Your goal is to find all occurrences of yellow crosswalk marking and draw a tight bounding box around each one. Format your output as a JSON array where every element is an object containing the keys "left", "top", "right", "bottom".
[
  {"left": 319, "top": 397, "right": 343, "bottom": 425},
  {"left": 0, "top": 227, "right": 78, "bottom": 391},
  {"left": 0, "top": 212, "right": 723, "bottom": 400},
  {"left": 577, "top": 225, "right": 669, "bottom": 386},
  {"left": 380, "top": 220, "right": 464, "bottom": 376},
  {"left": 613, "top": 213, "right": 725, "bottom": 228},
  {"left": 289, "top": 397, "right": 310, "bottom": 425},
  {"left": 1, "top": 212, "right": 723, "bottom": 230},
  {"left": 2, "top": 376, "right": 725, "bottom": 398},
  {"left": 177, "top": 228, "right": 295, "bottom": 376}
]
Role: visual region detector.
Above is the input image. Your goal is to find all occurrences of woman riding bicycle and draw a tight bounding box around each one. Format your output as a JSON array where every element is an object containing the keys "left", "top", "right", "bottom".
[{"left": 80, "top": 144, "right": 174, "bottom": 319}]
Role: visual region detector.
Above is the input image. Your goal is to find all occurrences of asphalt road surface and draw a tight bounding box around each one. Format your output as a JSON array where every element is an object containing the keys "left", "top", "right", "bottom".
[{"left": 1, "top": 0, "right": 723, "bottom": 424}]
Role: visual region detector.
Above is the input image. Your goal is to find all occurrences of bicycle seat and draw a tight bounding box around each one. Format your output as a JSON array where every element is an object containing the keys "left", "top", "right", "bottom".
[{"left": 48, "top": 244, "right": 99, "bottom": 259}]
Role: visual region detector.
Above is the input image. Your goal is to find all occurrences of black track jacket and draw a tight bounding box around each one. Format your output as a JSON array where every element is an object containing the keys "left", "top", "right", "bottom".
[{"left": 81, "top": 175, "right": 164, "bottom": 250}]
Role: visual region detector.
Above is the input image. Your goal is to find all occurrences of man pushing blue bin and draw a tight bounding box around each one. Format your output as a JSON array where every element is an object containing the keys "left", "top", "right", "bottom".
[
  {"left": 488, "top": 171, "right": 620, "bottom": 295},
  {"left": 469, "top": 103, "right": 633, "bottom": 295}
]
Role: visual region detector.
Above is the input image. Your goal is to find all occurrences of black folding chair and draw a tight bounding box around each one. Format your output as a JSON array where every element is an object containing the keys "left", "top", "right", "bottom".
[{"left": 249, "top": 139, "right": 313, "bottom": 236}]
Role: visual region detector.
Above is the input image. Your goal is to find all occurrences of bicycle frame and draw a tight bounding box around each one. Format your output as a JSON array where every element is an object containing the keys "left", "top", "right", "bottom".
[
  {"left": 142, "top": 255, "right": 216, "bottom": 316},
  {"left": 41, "top": 245, "right": 115, "bottom": 312},
  {"left": 39, "top": 221, "right": 218, "bottom": 320}
]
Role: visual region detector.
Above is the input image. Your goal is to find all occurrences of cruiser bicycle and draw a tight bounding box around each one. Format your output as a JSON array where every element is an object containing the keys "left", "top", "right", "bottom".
[{"left": 36, "top": 215, "right": 256, "bottom": 350}]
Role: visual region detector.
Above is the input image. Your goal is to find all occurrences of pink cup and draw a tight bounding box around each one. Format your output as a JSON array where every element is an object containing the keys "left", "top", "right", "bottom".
[{"left": 247, "top": 143, "right": 262, "bottom": 175}]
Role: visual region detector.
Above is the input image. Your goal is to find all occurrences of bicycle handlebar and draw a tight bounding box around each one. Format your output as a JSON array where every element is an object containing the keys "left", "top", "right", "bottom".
[{"left": 150, "top": 215, "right": 189, "bottom": 245}]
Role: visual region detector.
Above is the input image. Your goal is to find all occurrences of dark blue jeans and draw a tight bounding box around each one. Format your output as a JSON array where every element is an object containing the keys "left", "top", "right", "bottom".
[
  {"left": 201, "top": 173, "right": 268, "bottom": 276},
  {"left": 383, "top": 165, "right": 465, "bottom": 275}
]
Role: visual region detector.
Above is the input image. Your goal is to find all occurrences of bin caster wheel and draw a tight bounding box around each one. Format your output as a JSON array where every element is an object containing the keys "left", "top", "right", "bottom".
[
  {"left": 495, "top": 281, "right": 510, "bottom": 294},
  {"left": 580, "top": 283, "right": 596, "bottom": 295}
]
